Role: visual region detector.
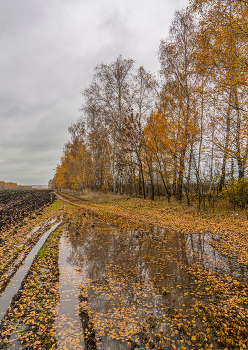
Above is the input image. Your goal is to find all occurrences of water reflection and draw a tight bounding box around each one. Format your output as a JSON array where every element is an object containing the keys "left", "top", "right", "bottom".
[
  {"left": 59, "top": 216, "right": 247, "bottom": 349},
  {"left": 55, "top": 233, "right": 85, "bottom": 350}
]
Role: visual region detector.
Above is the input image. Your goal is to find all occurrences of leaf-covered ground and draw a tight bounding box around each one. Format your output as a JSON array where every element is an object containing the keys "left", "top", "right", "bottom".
[
  {"left": 56, "top": 193, "right": 248, "bottom": 349},
  {"left": 0, "top": 226, "right": 62, "bottom": 349},
  {"left": 0, "top": 201, "right": 65, "bottom": 349},
  {"left": 0, "top": 195, "right": 247, "bottom": 349},
  {"left": 0, "top": 200, "right": 62, "bottom": 295}
]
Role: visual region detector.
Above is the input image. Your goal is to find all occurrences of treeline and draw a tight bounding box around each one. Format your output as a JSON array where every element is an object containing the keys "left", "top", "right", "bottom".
[
  {"left": 0, "top": 181, "right": 32, "bottom": 190},
  {"left": 52, "top": 0, "right": 248, "bottom": 209}
]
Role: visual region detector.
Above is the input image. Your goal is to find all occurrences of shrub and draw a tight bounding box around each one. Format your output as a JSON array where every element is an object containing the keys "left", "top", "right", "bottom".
[{"left": 223, "top": 179, "right": 248, "bottom": 215}]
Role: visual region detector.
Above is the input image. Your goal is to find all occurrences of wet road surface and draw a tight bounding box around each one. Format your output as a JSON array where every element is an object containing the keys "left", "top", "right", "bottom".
[{"left": 55, "top": 215, "right": 247, "bottom": 349}]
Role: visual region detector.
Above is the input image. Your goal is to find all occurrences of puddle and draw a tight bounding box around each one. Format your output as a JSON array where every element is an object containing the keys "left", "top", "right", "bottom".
[
  {"left": 31, "top": 226, "right": 40, "bottom": 233},
  {"left": 55, "top": 233, "right": 85, "bottom": 349},
  {"left": 7, "top": 324, "right": 27, "bottom": 349},
  {"left": 56, "top": 216, "right": 247, "bottom": 349},
  {"left": 0, "top": 221, "right": 62, "bottom": 323},
  {"left": 145, "top": 226, "right": 247, "bottom": 276},
  {"left": 24, "top": 226, "right": 41, "bottom": 241}
]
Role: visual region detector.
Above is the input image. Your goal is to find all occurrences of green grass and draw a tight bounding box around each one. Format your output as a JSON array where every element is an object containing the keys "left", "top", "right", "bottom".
[
  {"left": 38, "top": 244, "right": 52, "bottom": 259},
  {"left": 98, "top": 209, "right": 115, "bottom": 217},
  {"left": 46, "top": 199, "right": 61, "bottom": 211},
  {"left": 37, "top": 228, "right": 61, "bottom": 258}
]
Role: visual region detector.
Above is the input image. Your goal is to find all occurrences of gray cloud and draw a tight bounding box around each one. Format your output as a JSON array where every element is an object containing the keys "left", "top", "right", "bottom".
[{"left": 0, "top": 0, "right": 189, "bottom": 185}]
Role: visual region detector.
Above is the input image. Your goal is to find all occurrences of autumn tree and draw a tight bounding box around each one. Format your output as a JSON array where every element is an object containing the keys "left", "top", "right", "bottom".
[
  {"left": 158, "top": 8, "right": 199, "bottom": 200},
  {"left": 82, "top": 55, "right": 134, "bottom": 193},
  {"left": 53, "top": 0, "right": 248, "bottom": 208},
  {"left": 191, "top": 0, "right": 248, "bottom": 190},
  {"left": 53, "top": 121, "right": 92, "bottom": 191},
  {"left": 120, "top": 67, "right": 157, "bottom": 198}
]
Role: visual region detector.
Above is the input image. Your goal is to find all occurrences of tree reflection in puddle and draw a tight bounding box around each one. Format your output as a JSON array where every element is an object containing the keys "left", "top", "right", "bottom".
[
  {"left": 55, "top": 232, "right": 85, "bottom": 349},
  {"left": 56, "top": 216, "right": 247, "bottom": 349}
]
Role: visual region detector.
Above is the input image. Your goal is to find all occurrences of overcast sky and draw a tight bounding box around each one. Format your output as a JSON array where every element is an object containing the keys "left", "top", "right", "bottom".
[{"left": 0, "top": 0, "right": 189, "bottom": 185}]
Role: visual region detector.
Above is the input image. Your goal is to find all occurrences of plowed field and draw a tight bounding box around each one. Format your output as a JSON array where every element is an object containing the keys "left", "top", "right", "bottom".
[{"left": 0, "top": 189, "right": 55, "bottom": 232}]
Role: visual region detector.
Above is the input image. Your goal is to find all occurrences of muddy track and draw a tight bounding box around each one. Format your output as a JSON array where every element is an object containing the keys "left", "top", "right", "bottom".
[
  {"left": 55, "top": 192, "right": 145, "bottom": 227},
  {"left": 56, "top": 191, "right": 91, "bottom": 205},
  {"left": 0, "top": 217, "right": 60, "bottom": 295}
]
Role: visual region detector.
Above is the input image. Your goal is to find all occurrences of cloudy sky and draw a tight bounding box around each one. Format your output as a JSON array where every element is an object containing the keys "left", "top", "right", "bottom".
[{"left": 0, "top": 0, "right": 189, "bottom": 185}]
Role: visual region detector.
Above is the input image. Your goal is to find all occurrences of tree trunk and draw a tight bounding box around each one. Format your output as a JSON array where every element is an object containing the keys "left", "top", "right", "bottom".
[
  {"left": 219, "top": 92, "right": 231, "bottom": 192},
  {"left": 177, "top": 150, "right": 186, "bottom": 201}
]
